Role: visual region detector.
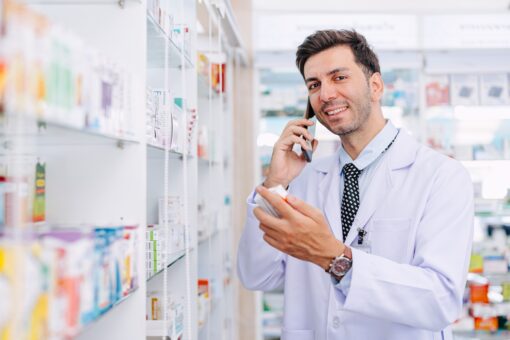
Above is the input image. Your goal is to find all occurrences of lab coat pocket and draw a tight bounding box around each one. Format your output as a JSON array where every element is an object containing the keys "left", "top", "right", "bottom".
[
  {"left": 281, "top": 329, "right": 315, "bottom": 340},
  {"left": 433, "top": 328, "right": 453, "bottom": 340},
  {"left": 370, "top": 218, "right": 411, "bottom": 263}
]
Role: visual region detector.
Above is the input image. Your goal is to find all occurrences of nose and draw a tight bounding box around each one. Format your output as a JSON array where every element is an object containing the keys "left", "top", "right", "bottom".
[{"left": 320, "top": 81, "right": 337, "bottom": 103}]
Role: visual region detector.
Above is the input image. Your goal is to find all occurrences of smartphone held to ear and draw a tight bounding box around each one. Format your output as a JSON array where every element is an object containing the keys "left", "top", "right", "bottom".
[{"left": 302, "top": 99, "right": 316, "bottom": 163}]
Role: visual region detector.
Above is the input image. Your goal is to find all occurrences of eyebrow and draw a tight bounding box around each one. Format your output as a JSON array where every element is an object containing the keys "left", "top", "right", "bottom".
[{"left": 305, "top": 67, "right": 350, "bottom": 83}]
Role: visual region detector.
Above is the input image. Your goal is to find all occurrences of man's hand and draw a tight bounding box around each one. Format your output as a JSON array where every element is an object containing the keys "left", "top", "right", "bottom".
[
  {"left": 264, "top": 119, "right": 318, "bottom": 188},
  {"left": 253, "top": 186, "right": 345, "bottom": 271}
]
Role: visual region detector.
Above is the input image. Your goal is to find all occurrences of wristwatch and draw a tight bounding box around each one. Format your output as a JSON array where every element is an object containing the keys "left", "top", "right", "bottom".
[{"left": 327, "top": 246, "right": 352, "bottom": 280}]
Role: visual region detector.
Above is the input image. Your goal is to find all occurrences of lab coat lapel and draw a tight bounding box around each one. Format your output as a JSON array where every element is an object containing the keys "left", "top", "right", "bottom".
[
  {"left": 343, "top": 131, "right": 418, "bottom": 246},
  {"left": 317, "top": 156, "right": 343, "bottom": 240},
  {"left": 344, "top": 156, "right": 392, "bottom": 246}
]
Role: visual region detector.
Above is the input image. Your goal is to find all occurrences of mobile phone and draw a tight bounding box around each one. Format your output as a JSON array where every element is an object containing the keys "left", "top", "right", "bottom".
[{"left": 302, "top": 99, "right": 316, "bottom": 162}]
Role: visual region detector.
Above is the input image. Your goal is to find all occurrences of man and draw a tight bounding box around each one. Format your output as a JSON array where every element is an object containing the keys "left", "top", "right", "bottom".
[{"left": 237, "top": 29, "right": 474, "bottom": 340}]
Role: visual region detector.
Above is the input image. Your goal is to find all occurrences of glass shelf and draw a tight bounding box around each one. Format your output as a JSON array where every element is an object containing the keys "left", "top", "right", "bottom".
[
  {"left": 0, "top": 116, "right": 139, "bottom": 147},
  {"left": 73, "top": 287, "right": 139, "bottom": 338},
  {"left": 146, "top": 249, "right": 186, "bottom": 282},
  {"left": 146, "top": 142, "right": 186, "bottom": 160},
  {"left": 146, "top": 12, "right": 193, "bottom": 69},
  {"left": 146, "top": 320, "right": 183, "bottom": 339}
]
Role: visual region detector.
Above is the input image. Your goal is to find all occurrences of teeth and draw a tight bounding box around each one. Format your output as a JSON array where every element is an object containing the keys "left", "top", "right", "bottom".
[{"left": 326, "top": 107, "right": 348, "bottom": 115}]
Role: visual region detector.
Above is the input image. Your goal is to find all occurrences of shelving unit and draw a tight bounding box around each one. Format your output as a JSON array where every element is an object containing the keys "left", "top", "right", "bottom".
[
  {"left": 1, "top": 0, "right": 244, "bottom": 339},
  {"left": 194, "top": 0, "right": 238, "bottom": 338}
]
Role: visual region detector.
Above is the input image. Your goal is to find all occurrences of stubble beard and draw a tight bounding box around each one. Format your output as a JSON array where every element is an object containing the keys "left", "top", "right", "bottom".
[{"left": 318, "top": 88, "right": 372, "bottom": 137}]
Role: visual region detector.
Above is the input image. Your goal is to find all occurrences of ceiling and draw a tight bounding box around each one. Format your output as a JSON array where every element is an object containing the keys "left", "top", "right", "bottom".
[{"left": 253, "top": 0, "right": 510, "bottom": 14}]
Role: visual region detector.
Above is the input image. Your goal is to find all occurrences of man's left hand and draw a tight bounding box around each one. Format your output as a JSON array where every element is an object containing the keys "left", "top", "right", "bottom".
[{"left": 253, "top": 186, "right": 345, "bottom": 271}]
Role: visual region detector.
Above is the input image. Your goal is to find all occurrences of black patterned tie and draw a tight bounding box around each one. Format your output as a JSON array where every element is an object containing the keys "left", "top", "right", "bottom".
[{"left": 341, "top": 163, "right": 362, "bottom": 241}]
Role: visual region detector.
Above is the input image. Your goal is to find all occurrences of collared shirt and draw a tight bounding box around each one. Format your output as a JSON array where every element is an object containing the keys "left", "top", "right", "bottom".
[{"left": 336, "top": 120, "right": 399, "bottom": 294}]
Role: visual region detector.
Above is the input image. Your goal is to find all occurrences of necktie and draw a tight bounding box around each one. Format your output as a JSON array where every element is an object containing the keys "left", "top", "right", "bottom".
[{"left": 341, "top": 163, "right": 362, "bottom": 241}]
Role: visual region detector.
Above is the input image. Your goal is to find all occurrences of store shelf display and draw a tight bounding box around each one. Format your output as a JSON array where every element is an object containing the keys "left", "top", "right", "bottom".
[
  {"left": 425, "top": 75, "right": 450, "bottom": 107},
  {"left": 0, "top": 0, "right": 136, "bottom": 141},
  {"left": 424, "top": 72, "right": 510, "bottom": 161},
  {"left": 453, "top": 223, "right": 510, "bottom": 336},
  {"left": 145, "top": 193, "right": 188, "bottom": 279},
  {"left": 381, "top": 69, "right": 420, "bottom": 116},
  {"left": 0, "top": 0, "right": 241, "bottom": 338},
  {"left": 146, "top": 2, "right": 192, "bottom": 69},
  {"left": 0, "top": 225, "right": 139, "bottom": 340},
  {"left": 197, "top": 278, "right": 211, "bottom": 331},
  {"left": 197, "top": 200, "right": 219, "bottom": 245},
  {"left": 0, "top": 156, "right": 46, "bottom": 230},
  {"left": 197, "top": 52, "right": 226, "bottom": 96},
  {"left": 262, "top": 292, "right": 284, "bottom": 339},
  {"left": 146, "top": 291, "right": 184, "bottom": 339},
  {"left": 146, "top": 88, "right": 198, "bottom": 157},
  {"left": 146, "top": 88, "right": 182, "bottom": 153},
  {"left": 146, "top": 224, "right": 186, "bottom": 280}
]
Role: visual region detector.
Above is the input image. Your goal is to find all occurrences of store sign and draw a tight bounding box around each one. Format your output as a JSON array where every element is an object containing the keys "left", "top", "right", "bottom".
[
  {"left": 255, "top": 13, "right": 419, "bottom": 51},
  {"left": 423, "top": 15, "right": 510, "bottom": 49}
]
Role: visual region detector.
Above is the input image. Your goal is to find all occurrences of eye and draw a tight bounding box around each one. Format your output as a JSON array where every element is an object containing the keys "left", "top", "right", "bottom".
[
  {"left": 308, "top": 82, "right": 319, "bottom": 90},
  {"left": 335, "top": 75, "right": 347, "bottom": 81}
]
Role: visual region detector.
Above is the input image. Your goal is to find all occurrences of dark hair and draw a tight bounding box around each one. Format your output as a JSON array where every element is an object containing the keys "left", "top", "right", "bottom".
[{"left": 296, "top": 29, "right": 380, "bottom": 79}]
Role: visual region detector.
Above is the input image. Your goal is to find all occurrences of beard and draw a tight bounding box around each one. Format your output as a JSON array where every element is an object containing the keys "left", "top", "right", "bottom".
[{"left": 317, "top": 86, "right": 372, "bottom": 137}]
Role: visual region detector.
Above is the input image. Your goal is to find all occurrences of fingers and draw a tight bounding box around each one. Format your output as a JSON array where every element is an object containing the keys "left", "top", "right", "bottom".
[
  {"left": 288, "top": 135, "right": 311, "bottom": 151},
  {"left": 259, "top": 223, "right": 279, "bottom": 236},
  {"left": 253, "top": 206, "right": 281, "bottom": 227},
  {"left": 256, "top": 186, "right": 294, "bottom": 218},
  {"left": 277, "top": 124, "right": 314, "bottom": 151},
  {"left": 283, "top": 125, "right": 314, "bottom": 142},
  {"left": 284, "top": 118, "right": 315, "bottom": 131},
  {"left": 285, "top": 194, "right": 323, "bottom": 223}
]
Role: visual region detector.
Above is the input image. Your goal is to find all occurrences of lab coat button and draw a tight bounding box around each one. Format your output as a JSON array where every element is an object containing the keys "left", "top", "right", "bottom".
[{"left": 332, "top": 316, "right": 340, "bottom": 329}]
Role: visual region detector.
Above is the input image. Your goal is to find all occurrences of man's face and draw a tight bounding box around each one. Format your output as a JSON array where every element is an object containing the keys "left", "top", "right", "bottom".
[{"left": 303, "top": 45, "right": 380, "bottom": 136}]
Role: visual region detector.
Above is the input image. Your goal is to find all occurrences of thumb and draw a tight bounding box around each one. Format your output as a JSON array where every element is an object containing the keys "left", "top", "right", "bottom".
[{"left": 286, "top": 194, "right": 321, "bottom": 222}]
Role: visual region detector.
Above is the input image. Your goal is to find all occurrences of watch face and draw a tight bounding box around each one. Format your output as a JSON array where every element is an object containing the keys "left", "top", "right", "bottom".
[{"left": 331, "top": 257, "right": 351, "bottom": 276}]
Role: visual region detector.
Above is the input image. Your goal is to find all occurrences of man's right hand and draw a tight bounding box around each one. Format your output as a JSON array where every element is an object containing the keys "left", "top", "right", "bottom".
[{"left": 264, "top": 119, "right": 318, "bottom": 188}]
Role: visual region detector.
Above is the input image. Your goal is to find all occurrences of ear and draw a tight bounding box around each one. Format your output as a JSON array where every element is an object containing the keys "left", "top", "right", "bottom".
[{"left": 369, "top": 72, "right": 384, "bottom": 102}]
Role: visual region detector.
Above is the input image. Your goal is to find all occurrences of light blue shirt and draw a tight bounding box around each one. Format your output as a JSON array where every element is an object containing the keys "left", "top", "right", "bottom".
[{"left": 336, "top": 120, "right": 399, "bottom": 294}]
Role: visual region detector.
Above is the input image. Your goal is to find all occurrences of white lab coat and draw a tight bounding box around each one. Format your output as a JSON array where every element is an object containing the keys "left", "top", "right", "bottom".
[{"left": 237, "top": 130, "right": 474, "bottom": 340}]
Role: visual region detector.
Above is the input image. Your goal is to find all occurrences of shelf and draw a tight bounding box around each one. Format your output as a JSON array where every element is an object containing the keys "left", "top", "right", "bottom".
[
  {"left": 147, "top": 249, "right": 187, "bottom": 282},
  {"left": 453, "top": 330, "right": 510, "bottom": 339},
  {"left": 198, "top": 157, "right": 221, "bottom": 166},
  {"left": 75, "top": 287, "right": 139, "bottom": 338},
  {"left": 262, "top": 311, "right": 283, "bottom": 320},
  {"left": 0, "top": 117, "right": 139, "bottom": 147},
  {"left": 263, "top": 326, "right": 282, "bottom": 338},
  {"left": 146, "top": 143, "right": 186, "bottom": 159},
  {"left": 146, "top": 320, "right": 183, "bottom": 339},
  {"left": 470, "top": 272, "right": 510, "bottom": 286},
  {"left": 462, "top": 160, "right": 510, "bottom": 168},
  {"left": 23, "top": 0, "right": 141, "bottom": 4},
  {"left": 196, "top": 0, "right": 247, "bottom": 66},
  {"left": 146, "top": 12, "right": 193, "bottom": 69},
  {"left": 425, "top": 105, "right": 510, "bottom": 121}
]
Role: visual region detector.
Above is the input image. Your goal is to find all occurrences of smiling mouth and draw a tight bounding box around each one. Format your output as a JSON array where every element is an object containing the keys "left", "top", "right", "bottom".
[{"left": 324, "top": 106, "right": 348, "bottom": 116}]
